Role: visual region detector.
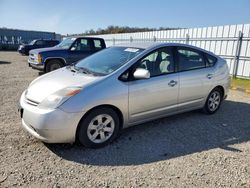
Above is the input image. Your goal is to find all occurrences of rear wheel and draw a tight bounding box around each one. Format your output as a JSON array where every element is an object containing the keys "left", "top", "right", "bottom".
[
  {"left": 203, "top": 88, "right": 222, "bottom": 114},
  {"left": 77, "top": 107, "right": 121, "bottom": 148},
  {"left": 45, "top": 60, "right": 63, "bottom": 72}
]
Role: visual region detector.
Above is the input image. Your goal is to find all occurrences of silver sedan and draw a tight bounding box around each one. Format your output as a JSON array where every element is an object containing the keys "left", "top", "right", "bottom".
[{"left": 19, "top": 43, "right": 230, "bottom": 148}]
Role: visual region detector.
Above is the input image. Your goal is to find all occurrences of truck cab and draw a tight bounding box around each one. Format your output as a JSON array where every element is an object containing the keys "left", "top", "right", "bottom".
[
  {"left": 18, "top": 39, "right": 59, "bottom": 55},
  {"left": 28, "top": 37, "right": 106, "bottom": 72}
]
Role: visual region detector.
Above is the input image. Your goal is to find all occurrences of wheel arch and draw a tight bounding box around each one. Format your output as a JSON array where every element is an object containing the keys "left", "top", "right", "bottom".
[
  {"left": 75, "top": 104, "right": 124, "bottom": 142},
  {"left": 213, "top": 85, "right": 225, "bottom": 98},
  {"left": 44, "top": 57, "right": 66, "bottom": 70}
]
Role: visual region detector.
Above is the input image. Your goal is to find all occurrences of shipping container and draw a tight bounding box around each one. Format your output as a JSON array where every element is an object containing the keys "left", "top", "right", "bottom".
[{"left": 0, "top": 28, "right": 61, "bottom": 50}]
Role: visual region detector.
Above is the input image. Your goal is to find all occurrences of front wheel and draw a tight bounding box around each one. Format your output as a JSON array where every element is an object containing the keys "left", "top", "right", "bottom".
[
  {"left": 45, "top": 60, "right": 63, "bottom": 73},
  {"left": 203, "top": 88, "right": 222, "bottom": 114},
  {"left": 77, "top": 107, "right": 121, "bottom": 148}
]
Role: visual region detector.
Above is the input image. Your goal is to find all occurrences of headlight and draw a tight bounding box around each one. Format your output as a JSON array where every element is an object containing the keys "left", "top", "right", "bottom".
[
  {"left": 38, "top": 87, "right": 82, "bottom": 109},
  {"left": 37, "top": 54, "right": 42, "bottom": 63}
]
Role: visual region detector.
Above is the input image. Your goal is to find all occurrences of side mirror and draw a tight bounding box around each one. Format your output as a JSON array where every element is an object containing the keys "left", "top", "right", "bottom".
[
  {"left": 133, "top": 68, "right": 150, "bottom": 79},
  {"left": 70, "top": 47, "right": 76, "bottom": 51}
]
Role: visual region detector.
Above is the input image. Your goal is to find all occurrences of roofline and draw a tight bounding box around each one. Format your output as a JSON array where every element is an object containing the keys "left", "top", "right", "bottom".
[
  {"left": 30, "top": 39, "right": 59, "bottom": 41},
  {"left": 112, "top": 42, "right": 219, "bottom": 56},
  {"left": 0, "top": 27, "right": 58, "bottom": 34},
  {"left": 64, "top": 36, "right": 104, "bottom": 40}
]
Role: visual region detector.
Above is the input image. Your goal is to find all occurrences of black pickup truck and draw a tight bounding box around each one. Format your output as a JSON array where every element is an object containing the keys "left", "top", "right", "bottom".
[
  {"left": 28, "top": 37, "right": 106, "bottom": 72},
  {"left": 18, "top": 39, "right": 59, "bottom": 55}
]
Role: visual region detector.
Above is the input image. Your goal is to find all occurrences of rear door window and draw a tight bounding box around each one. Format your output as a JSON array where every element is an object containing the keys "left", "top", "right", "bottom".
[
  {"left": 93, "top": 39, "right": 103, "bottom": 50},
  {"left": 177, "top": 47, "right": 205, "bottom": 71},
  {"left": 47, "top": 40, "right": 58, "bottom": 46}
]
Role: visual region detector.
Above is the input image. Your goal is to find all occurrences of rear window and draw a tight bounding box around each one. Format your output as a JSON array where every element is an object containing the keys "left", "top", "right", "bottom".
[
  {"left": 205, "top": 53, "right": 217, "bottom": 67},
  {"left": 35, "top": 40, "right": 45, "bottom": 45},
  {"left": 93, "top": 39, "right": 103, "bottom": 50},
  {"left": 47, "top": 40, "right": 58, "bottom": 45}
]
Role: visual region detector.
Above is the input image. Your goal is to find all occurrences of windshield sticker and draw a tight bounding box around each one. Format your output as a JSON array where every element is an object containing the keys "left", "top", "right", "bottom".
[{"left": 124, "top": 48, "right": 139, "bottom": 53}]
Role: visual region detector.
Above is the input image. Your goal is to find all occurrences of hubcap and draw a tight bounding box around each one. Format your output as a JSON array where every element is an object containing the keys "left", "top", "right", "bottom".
[
  {"left": 87, "top": 114, "right": 115, "bottom": 144},
  {"left": 208, "top": 91, "right": 221, "bottom": 111}
]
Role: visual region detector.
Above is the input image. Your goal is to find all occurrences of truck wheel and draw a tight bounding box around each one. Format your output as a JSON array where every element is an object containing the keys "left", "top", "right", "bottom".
[{"left": 45, "top": 60, "right": 63, "bottom": 72}]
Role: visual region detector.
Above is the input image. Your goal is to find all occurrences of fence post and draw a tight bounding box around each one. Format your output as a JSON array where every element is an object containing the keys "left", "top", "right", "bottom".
[
  {"left": 130, "top": 36, "right": 133, "bottom": 43},
  {"left": 185, "top": 34, "right": 190, "bottom": 44},
  {"left": 233, "top": 31, "right": 243, "bottom": 78},
  {"left": 153, "top": 36, "right": 156, "bottom": 42},
  {"left": 112, "top": 38, "right": 115, "bottom": 46}
]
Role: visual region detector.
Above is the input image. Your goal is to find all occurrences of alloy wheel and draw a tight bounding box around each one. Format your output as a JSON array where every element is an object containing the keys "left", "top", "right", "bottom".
[
  {"left": 87, "top": 114, "right": 115, "bottom": 144},
  {"left": 208, "top": 91, "right": 221, "bottom": 111}
]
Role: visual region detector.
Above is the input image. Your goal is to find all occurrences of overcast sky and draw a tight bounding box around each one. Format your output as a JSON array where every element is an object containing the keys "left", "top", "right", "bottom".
[{"left": 0, "top": 0, "right": 250, "bottom": 35}]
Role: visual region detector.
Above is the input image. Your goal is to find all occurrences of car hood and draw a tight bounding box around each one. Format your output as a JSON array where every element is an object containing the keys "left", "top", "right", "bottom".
[
  {"left": 26, "top": 67, "right": 103, "bottom": 103},
  {"left": 29, "top": 47, "right": 64, "bottom": 54}
]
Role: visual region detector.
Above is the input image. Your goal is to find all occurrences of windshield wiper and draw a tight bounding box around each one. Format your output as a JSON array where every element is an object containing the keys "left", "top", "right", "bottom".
[
  {"left": 67, "top": 64, "right": 78, "bottom": 73},
  {"left": 69, "top": 64, "right": 92, "bottom": 75},
  {"left": 68, "top": 64, "right": 104, "bottom": 76},
  {"left": 77, "top": 67, "right": 93, "bottom": 75}
]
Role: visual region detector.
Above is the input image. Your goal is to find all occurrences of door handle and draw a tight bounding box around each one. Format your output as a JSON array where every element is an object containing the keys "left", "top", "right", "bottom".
[
  {"left": 207, "top": 73, "right": 214, "bottom": 79},
  {"left": 168, "top": 80, "right": 178, "bottom": 87}
]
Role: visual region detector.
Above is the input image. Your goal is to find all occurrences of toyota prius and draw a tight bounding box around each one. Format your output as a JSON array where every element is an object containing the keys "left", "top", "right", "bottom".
[{"left": 19, "top": 43, "right": 230, "bottom": 148}]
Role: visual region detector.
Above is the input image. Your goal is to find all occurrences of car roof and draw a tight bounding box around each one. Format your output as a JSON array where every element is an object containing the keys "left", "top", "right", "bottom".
[
  {"left": 66, "top": 36, "right": 104, "bottom": 40},
  {"left": 114, "top": 42, "right": 157, "bottom": 49},
  {"left": 115, "top": 42, "right": 218, "bottom": 57},
  {"left": 34, "top": 39, "right": 59, "bottom": 41},
  {"left": 35, "top": 39, "right": 58, "bottom": 40}
]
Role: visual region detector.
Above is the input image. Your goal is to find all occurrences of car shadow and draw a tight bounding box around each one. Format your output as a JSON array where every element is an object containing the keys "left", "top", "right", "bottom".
[
  {"left": 0, "top": 61, "right": 11, "bottom": 64},
  {"left": 46, "top": 100, "right": 250, "bottom": 166},
  {"left": 38, "top": 71, "right": 45, "bottom": 76}
]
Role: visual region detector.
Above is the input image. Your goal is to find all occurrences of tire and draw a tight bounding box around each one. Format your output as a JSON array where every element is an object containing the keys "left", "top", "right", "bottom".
[
  {"left": 45, "top": 60, "right": 63, "bottom": 73},
  {"left": 203, "top": 88, "right": 223, "bottom": 114},
  {"left": 77, "top": 107, "right": 121, "bottom": 148}
]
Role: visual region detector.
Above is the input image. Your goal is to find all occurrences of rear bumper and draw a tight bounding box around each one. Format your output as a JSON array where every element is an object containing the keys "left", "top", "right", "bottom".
[{"left": 18, "top": 49, "right": 26, "bottom": 55}]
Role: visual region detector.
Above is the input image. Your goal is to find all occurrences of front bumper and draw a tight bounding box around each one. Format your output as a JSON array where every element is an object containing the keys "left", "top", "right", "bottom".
[
  {"left": 19, "top": 91, "right": 83, "bottom": 143},
  {"left": 28, "top": 58, "right": 44, "bottom": 70}
]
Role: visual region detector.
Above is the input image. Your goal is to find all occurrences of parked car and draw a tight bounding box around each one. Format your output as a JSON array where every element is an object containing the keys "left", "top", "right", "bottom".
[
  {"left": 18, "top": 39, "right": 59, "bottom": 55},
  {"left": 28, "top": 37, "right": 106, "bottom": 72},
  {"left": 19, "top": 43, "right": 230, "bottom": 148}
]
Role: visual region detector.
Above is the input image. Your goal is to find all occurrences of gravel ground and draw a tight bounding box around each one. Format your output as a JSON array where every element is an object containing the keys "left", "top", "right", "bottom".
[{"left": 0, "top": 51, "right": 250, "bottom": 188}]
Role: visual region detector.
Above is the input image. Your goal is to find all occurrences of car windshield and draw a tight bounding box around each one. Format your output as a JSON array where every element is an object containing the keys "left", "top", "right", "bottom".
[
  {"left": 75, "top": 47, "right": 144, "bottom": 76},
  {"left": 57, "top": 38, "right": 75, "bottom": 49},
  {"left": 29, "top": 40, "right": 36, "bottom": 45}
]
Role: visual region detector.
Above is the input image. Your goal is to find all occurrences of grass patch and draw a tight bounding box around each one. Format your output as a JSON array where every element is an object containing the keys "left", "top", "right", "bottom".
[{"left": 231, "top": 77, "right": 250, "bottom": 90}]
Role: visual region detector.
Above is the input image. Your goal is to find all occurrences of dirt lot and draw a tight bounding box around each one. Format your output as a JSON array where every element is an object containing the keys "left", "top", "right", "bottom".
[{"left": 0, "top": 51, "right": 250, "bottom": 188}]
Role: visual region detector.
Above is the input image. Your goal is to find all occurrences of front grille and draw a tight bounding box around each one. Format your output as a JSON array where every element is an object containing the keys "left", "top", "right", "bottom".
[
  {"left": 28, "top": 54, "right": 37, "bottom": 63},
  {"left": 25, "top": 97, "right": 39, "bottom": 106},
  {"left": 29, "top": 56, "right": 35, "bottom": 61}
]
